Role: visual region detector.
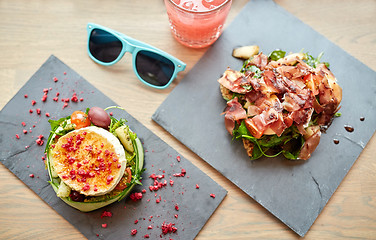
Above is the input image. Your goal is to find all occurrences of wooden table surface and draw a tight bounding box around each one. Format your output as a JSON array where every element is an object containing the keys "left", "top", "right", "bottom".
[{"left": 1, "top": 0, "right": 375, "bottom": 239}]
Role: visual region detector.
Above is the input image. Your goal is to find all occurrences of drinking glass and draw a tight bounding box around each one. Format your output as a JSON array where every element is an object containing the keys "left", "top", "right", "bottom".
[{"left": 164, "top": 0, "right": 232, "bottom": 48}]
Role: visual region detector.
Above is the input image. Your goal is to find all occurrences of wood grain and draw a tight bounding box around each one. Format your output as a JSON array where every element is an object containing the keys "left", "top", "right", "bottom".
[{"left": 0, "top": 0, "right": 375, "bottom": 239}]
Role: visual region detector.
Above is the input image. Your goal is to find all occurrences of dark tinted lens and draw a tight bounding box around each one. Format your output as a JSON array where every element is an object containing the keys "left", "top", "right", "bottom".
[
  {"left": 89, "top": 29, "right": 123, "bottom": 63},
  {"left": 135, "top": 50, "right": 175, "bottom": 87}
]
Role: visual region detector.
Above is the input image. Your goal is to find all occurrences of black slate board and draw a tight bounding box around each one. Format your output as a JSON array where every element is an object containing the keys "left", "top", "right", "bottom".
[
  {"left": 152, "top": 0, "right": 376, "bottom": 237},
  {"left": 0, "top": 55, "right": 227, "bottom": 240}
]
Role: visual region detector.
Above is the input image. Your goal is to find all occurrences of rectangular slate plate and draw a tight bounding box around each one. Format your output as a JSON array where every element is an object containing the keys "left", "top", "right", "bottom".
[
  {"left": 152, "top": 0, "right": 376, "bottom": 237},
  {"left": 0, "top": 55, "right": 227, "bottom": 240}
]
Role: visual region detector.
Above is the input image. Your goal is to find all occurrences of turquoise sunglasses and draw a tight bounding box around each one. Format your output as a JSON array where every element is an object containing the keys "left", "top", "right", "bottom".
[{"left": 87, "top": 23, "right": 186, "bottom": 89}]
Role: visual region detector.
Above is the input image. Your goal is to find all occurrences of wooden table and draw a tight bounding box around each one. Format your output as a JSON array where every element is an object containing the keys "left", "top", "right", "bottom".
[{"left": 1, "top": 0, "right": 375, "bottom": 239}]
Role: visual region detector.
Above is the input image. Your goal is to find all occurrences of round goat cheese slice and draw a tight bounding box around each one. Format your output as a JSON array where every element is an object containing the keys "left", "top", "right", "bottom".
[{"left": 51, "top": 126, "right": 126, "bottom": 196}]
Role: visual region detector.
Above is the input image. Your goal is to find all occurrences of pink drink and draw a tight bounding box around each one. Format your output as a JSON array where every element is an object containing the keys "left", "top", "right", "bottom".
[{"left": 164, "top": 0, "right": 232, "bottom": 48}]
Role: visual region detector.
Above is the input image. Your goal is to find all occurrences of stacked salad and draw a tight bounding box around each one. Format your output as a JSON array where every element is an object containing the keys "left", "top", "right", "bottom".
[{"left": 45, "top": 106, "right": 144, "bottom": 212}]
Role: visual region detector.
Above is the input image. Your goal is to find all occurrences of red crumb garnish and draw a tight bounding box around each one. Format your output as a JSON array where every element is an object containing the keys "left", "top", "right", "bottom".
[
  {"left": 29, "top": 174, "right": 34, "bottom": 178},
  {"left": 23, "top": 130, "right": 27, "bottom": 134},
  {"left": 31, "top": 100, "right": 36, "bottom": 106},
  {"left": 53, "top": 77, "right": 58, "bottom": 82},
  {"left": 173, "top": 168, "right": 186, "bottom": 177},
  {"left": 21, "top": 122, "right": 26, "bottom": 127},
  {"left": 175, "top": 204, "right": 179, "bottom": 211},
  {"left": 71, "top": 93, "right": 78, "bottom": 102},
  {"left": 101, "top": 223, "right": 107, "bottom": 228},
  {"left": 36, "top": 108, "right": 41, "bottom": 115},
  {"left": 161, "top": 221, "right": 177, "bottom": 235},
  {"left": 24, "top": 94, "right": 28, "bottom": 98},
  {"left": 149, "top": 173, "right": 164, "bottom": 180},
  {"left": 106, "top": 175, "right": 113, "bottom": 184},
  {"left": 174, "top": 214, "right": 178, "bottom": 219},
  {"left": 176, "top": 156, "right": 181, "bottom": 162},
  {"left": 80, "top": 98, "right": 84, "bottom": 102},
  {"left": 134, "top": 219, "right": 138, "bottom": 224},
  {"left": 101, "top": 210, "right": 112, "bottom": 218},
  {"left": 36, "top": 135, "right": 44, "bottom": 146},
  {"left": 131, "top": 229, "right": 137, "bottom": 236},
  {"left": 130, "top": 192, "right": 143, "bottom": 201},
  {"left": 45, "top": 112, "right": 50, "bottom": 117},
  {"left": 210, "top": 193, "right": 216, "bottom": 198},
  {"left": 147, "top": 225, "right": 153, "bottom": 229},
  {"left": 41, "top": 94, "right": 47, "bottom": 102},
  {"left": 196, "top": 184, "right": 200, "bottom": 189},
  {"left": 144, "top": 234, "right": 150, "bottom": 238},
  {"left": 82, "top": 183, "right": 90, "bottom": 191},
  {"left": 15, "top": 134, "right": 20, "bottom": 139}
]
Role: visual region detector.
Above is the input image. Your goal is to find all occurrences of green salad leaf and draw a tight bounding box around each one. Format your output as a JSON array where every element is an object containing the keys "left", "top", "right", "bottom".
[
  {"left": 305, "top": 52, "right": 330, "bottom": 68},
  {"left": 268, "top": 49, "right": 286, "bottom": 61},
  {"left": 233, "top": 121, "right": 305, "bottom": 160}
]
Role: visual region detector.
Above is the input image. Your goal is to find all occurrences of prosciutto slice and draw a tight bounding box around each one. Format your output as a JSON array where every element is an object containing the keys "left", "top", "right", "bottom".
[
  {"left": 223, "top": 97, "right": 247, "bottom": 134},
  {"left": 217, "top": 69, "right": 251, "bottom": 94},
  {"left": 298, "top": 126, "right": 321, "bottom": 160},
  {"left": 249, "top": 53, "right": 268, "bottom": 70}
]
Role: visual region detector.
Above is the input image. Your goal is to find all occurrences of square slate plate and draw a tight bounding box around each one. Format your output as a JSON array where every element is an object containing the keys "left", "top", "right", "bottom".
[
  {"left": 152, "top": 0, "right": 376, "bottom": 236},
  {"left": 0, "top": 55, "right": 227, "bottom": 240}
]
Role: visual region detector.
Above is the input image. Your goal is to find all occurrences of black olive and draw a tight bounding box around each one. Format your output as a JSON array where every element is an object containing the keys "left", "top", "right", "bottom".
[{"left": 69, "top": 190, "right": 85, "bottom": 202}]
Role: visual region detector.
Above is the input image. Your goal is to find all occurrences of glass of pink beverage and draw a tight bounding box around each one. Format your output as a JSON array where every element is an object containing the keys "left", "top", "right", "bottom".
[{"left": 164, "top": 0, "right": 232, "bottom": 48}]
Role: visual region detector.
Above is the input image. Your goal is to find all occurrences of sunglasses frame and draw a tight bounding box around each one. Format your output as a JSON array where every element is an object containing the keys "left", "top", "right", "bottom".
[{"left": 87, "top": 22, "right": 186, "bottom": 89}]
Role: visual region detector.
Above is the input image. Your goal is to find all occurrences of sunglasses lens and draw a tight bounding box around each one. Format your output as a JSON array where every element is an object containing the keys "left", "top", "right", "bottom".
[
  {"left": 135, "top": 50, "right": 175, "bottom": 87},
  {"left": 89, "top": 29, "right": 122, "bottom": 63}
]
